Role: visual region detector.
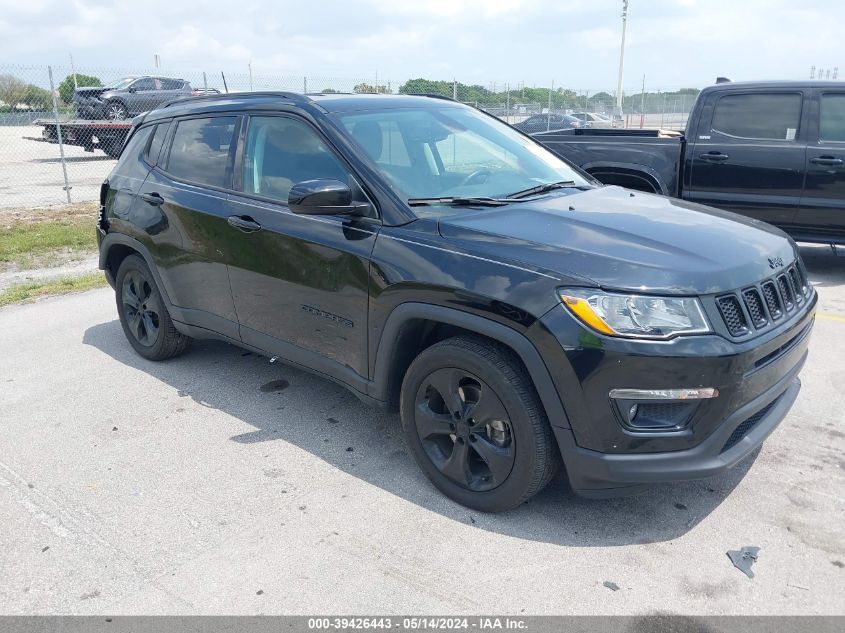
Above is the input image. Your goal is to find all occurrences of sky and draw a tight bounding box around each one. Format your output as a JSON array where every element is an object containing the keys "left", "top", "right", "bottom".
[{"left": 1, "top": 0, "right": 843, "bottom": 93}]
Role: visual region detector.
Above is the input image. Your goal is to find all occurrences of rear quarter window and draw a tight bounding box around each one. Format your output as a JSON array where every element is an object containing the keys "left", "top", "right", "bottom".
[
  {"left": 165, "top": 116, "right": 237, "bottom": 188},
  {"left": 711, "top": 93, "right": 802, "bottom": 140}
]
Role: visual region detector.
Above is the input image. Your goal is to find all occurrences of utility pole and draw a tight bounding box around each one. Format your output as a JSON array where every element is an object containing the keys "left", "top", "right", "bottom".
[
  {"left": 640, "top": 74, "right": 645, "bottom": 114},
  {"left": 69, "top": 53, "right": 78, "bottom": 89},
  {"left": 615, "top": 0, "right": 629, "bottom": 116}
]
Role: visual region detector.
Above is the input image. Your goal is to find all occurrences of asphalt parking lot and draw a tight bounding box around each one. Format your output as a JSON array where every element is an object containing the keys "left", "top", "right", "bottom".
[{"left": 0, "top": 245, "right": 843, "bottom": 615}]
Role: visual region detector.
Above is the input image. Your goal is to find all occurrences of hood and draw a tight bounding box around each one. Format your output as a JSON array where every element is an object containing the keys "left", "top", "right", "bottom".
[
  {"left": 73, "top": 87, "right": 108, "bottom": 100},
  {"left": 437, "top": 186, "right": 798, "bottom": 295}
]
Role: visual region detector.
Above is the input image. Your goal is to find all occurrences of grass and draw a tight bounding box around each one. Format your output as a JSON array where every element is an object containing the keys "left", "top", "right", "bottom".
[
  {"left": 0, "top": 272, "right": 107, "bottom": 307},
  {"left": 0, "top": 215, "right": 98, "bottom": 270}
]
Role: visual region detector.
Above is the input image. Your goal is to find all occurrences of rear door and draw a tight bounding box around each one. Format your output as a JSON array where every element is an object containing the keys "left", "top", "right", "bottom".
[
  {"left": 134, "top": 114, "right": 241, "bottom": 339},
  {"left": 685, "top": 90, "right": 808, "bottom": 228},
  {"left": 798, "top": 90, "right": 845, "bottom": 238}
]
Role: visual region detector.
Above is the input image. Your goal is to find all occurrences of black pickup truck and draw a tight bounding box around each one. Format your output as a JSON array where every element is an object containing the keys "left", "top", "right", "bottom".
[{"left": 535, "top": 80, "right": 845, "bottom": 245}]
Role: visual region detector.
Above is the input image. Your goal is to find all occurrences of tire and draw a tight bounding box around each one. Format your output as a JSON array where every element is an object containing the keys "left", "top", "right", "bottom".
[
  {"left": 115, "top": 254, "right": 191, "bottom": 361},
  {"left": 105, "top": 99, "right": 129, "bottom": 121},
  {"left": 400, "top": 335, "right": 559, "bottom": 512}
]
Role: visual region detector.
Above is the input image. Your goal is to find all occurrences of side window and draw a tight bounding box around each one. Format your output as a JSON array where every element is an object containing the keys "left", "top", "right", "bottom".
[
  {"left": 166, "top": 116, "right": 237, "bottom": 188},
  {"left": 820, "top": 94, "right": 845, "bottom": 142},
  {"left": 146, "top": 122, "right": 170, "bottom": 166},
  {"left": 711, "top": 93, "right": 802, "bottom": 140},
  {"left": 243, "top": 116, "right": 350, "bottom": 203},
  {"left": 132, "top": 78, "right": 155, "bottom": 91},
  {"left": 161, "top": 79, "right": 182, "bottom": 90}
]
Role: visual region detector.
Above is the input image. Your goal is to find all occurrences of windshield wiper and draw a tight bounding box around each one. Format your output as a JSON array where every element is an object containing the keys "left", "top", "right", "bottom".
[
  {"left": 507, "top": 180, "right": 582, "bottom": 199},
  {"left": 407, "top": 196, "right": 512, "bottom": 207}
]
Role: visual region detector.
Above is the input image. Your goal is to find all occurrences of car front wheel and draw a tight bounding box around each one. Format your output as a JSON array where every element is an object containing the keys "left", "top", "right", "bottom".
[{"left": 400, "top": 336, "right": 559, "bottom": 512}]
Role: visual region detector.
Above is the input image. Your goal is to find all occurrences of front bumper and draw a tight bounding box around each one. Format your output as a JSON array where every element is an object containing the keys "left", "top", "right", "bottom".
[
  {"left": 554, "top": 366, "right": 803, "bottom": 497},
  {"left": 535, "top": 289, "right": 816, "bottom": 497},
  {"left": 74, "top": 100, "right": 106, "bottom": 119}
]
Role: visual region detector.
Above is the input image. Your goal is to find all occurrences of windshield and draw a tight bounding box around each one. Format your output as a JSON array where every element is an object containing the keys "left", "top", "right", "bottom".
[
  {"left": 103, "top": 77, "right": 136, "bottom": 90},
  {"left": 335, "top": 105, "right": 590, "bottom": 203}
]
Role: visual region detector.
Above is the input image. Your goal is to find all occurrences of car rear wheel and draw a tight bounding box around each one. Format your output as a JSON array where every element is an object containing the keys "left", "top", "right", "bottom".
[
  {"left": 400, "top": 336, "right": 559, "bottom": 512},
  {"left": 105, "top": 100, "right": 128, "bottom": 121},
  {"left": 115, "top": 254, "right": 191, "bottom": 361}
]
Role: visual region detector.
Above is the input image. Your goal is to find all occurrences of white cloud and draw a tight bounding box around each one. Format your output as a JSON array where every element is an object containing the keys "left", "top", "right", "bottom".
[{"left": 0, "top": 0, "right": 842, "bottom": 91}]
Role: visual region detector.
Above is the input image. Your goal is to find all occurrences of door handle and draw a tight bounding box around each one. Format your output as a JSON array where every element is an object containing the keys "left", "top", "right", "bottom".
[
  {"left": 699, "top": 152, "right": 729, "bottom": 161},
  {"left": 227, "top": 215, "right": 262, "bottom": 233},
  {"left": 139, "top": 192, "right": 164, "bottom": 206},
  {"left": 810, "top": 156, "right": 843, "bottom": 166}
]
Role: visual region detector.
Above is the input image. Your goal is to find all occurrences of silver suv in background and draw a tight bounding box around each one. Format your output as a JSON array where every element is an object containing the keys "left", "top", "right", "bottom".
[{"left": 72, "top": 76, "right": 192, "bottom": 120}]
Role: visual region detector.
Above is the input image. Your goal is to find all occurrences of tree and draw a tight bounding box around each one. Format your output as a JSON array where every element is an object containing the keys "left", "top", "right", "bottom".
[
  {"left": 58, "top": 73, "right": 102, "bottom": 104},
  {"left": 320, "top": 88, "right": 341, "bottom": 93},
  {"left": 22, "top": 84, "right": 51, "bottom": 109},
  {"left": 0, "top": 74, "right": 29, "bottom": 108}
]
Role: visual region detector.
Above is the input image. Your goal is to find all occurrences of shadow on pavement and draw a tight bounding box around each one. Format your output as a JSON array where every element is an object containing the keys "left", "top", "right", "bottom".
[{"left": 83, "top": 319, "right": 755, "bottom": 547}]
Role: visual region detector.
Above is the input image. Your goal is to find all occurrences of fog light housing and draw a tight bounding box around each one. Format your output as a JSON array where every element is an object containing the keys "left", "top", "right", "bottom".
[
  {"left": 614, "top": 400, "right": 699, "bottom": 431},
  {"left": 610, "top": 388, "right": 717, "bottom": 432}
]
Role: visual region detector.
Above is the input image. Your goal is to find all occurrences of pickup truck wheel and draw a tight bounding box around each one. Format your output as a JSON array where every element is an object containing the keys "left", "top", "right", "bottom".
[
  {"left": 400, "top": 336, "right": 559, "bottom": 512},
  {"left": 105, "top": 100, "right": 128, "bottom": 121},
  {"left": 115, "top": 255, "right": 191, "bottom": 361}
]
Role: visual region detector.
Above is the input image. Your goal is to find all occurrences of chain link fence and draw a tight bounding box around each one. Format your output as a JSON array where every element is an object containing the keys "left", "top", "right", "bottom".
[{"left": 0, "top": 64, "right": 698, "bottom": 209}]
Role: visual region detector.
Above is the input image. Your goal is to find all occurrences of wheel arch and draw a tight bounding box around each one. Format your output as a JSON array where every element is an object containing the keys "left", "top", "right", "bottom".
[
  {"left": 371, "top": 303, "right": 571, "bottom": 429},
  {"left": 582, "top": 161, "right": 667, "bottom": 194},
  {"left": 99, "top": 233, "right": 173, "bottom": 304}
]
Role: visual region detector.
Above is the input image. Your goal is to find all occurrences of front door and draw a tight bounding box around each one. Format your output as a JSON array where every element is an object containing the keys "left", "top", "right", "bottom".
[
  {"left": 226, "top": 114, "right": 379, "bottom": 380},
  {"left": 685, "top": 91, "right": 807, "bottom": 229},
  {"left": 798, "top": 91, "right": 845, "bottom": 239}
]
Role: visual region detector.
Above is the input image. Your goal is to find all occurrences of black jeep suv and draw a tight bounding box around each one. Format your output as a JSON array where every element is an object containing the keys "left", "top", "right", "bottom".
[{"left": 96, "top": 92, "right": 816, "bottom": 511}]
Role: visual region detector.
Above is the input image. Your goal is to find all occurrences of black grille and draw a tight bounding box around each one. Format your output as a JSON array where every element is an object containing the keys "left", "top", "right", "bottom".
[
  {"left": 788, "top": 267, "right": 804, "bottom": 304},
  {"left": 720, "top": 395, "right": 782, "bottom": 454},
  {"left": 742, "top": 288, "right": 767, "bottom": 329},
  {"left": 777, "top": 275, "right": 795, "bottom": 312},
  {"left": 795, "top": 265, "right": 809, "bottom": 296},
  {"left": 761, "top": 282, "right": 783, "bottom": 320},
  {"left": 716, "top": 295, "right": 749, "bottom": 336}
]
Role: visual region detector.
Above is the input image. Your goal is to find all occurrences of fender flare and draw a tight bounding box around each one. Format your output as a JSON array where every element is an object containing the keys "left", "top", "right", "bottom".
[
  {"left": 99, "top": 233, "right": 178, "bottom": 313},
  {"left": 371, "top": 302, "right": 571, "bottom": 429}
]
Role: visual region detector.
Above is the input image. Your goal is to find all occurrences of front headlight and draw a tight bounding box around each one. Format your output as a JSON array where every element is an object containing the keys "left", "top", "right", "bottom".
[{"left": 559, "top": 289, "right": 711, "bottom": 339}]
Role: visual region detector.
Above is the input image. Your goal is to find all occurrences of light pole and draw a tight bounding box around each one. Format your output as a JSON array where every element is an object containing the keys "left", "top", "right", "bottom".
[{"left": 615, "top": 0, "right": 629, "bottom": 116}]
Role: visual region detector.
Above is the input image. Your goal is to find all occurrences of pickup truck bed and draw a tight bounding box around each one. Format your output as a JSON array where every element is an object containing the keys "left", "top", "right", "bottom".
[{"left": 535, "top": 128, "right": 685, "bottom": 196}]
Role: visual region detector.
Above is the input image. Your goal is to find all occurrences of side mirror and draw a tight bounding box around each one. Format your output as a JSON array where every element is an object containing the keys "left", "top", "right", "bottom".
[{"left": 288, "top": 179, "right": 369, "bottom": 216}]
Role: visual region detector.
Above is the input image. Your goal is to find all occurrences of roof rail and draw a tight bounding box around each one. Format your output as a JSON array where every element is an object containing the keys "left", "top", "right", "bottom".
[{"left": 160, "top": 91, "right": 313, "bottom": 110}]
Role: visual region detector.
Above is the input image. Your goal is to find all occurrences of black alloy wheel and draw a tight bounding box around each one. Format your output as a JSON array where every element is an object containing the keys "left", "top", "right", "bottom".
[
  {"left": 400, "top": 336, "right": 559, "bottom": 512},
  {"left": 115, "top": 254, "right": 191, "bottom": 361},
  {"left": 121, "top": 269, "right": 161, "bottom": 347},
  {"left": 414, "top": 367, "right": 516, "bottom": 492}
]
